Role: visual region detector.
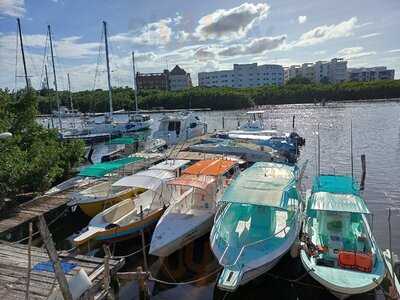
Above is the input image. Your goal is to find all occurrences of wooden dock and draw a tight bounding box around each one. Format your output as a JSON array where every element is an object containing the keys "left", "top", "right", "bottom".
[{"left": 0, "top": 242, "right": 124, "bottom": 299}]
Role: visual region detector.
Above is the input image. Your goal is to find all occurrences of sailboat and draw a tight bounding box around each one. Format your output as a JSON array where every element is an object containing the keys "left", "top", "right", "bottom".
[
  {"left": 60, "top": 22, "right": 152, "bottom": 141},
  {"left": 73, "top": 160, "right": 190, "bottom": 245},
  {"left": 210, "top": 162, "right": 304, "bottom": 291},
  {"left": 149, "top": 159, "right": 240, "bottom": 257},
  {"left": 300, "top": 175, "right": 386, "bottom": 299}
]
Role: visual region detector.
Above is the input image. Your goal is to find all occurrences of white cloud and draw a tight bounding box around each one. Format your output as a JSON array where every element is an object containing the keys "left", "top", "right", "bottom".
[
  {"left": 219, "top": 35, "right": 286, "bottom": 57},
  {"left": 0, "top": 0, "right": 25, "bottom": 17},
  {"left": 194, "top": 2, "right": 270, "bottom": 41},
  {"left": 337, "top": 46, "right": 376, "bottom": 60},
  {"left": 298, "top": 16, "right": 307, "bottom": 24},
  {"left": 314, "top": 50, "right": 327, "bottom": 55},
  {"left": 296, "top": 17, "right": 358, "bottom": 47},
  {"left": 194, "top": 47, "right": 216, "bottom": 61},
  {"left": 360, "top": 32, "right": 381, "bottom": 39},
  {"left": 388, "top": 49, "right": 400, "bottom": 53}
]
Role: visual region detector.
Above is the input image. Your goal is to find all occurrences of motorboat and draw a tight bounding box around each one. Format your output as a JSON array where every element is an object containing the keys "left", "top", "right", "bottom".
[
  {"left": 300, "top": 175, "right": 386, "bottom": 299},
  {"left": 153, "top": 111, "right": 206, "bottom": 145},
  {"left": 73, "top": 160, "right": 190, "bottom": 245},
  {"left": 69, "top": 156, "right": 145, "bottom": 217},
  {"left": 52, "top": 106, "right": 81, "bottom": 118},
  {"left": 210, "top": 162, "right": 303, "bottom": 291},
  {"left": 188, "top": 139, "right": 279, "bottom": 163},
  {"left": 149, "top": 159, "right": 240, "bottom": 257}
]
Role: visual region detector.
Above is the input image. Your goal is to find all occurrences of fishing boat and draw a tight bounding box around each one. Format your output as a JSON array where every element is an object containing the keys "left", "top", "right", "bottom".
[
  {"left": 300, "top": 175, "right": 386, "bottom": 299},
  {"left": 69, "top": 156, "right": 144, "bottom": 217},
  {"left": 210, "top": 162, "right": 303, "bottom": 291},
  {"left": 188, "top": 139, "right": 279, "bottom": 163},
  {"left": 153, "top": 111, "right": 206, "bottom": 145},
  {"left": 73, "top": 160, "right": 190, "bottom": 245},
  {"left": 149, "top": 159, "right": 240, "bottom": 257}
]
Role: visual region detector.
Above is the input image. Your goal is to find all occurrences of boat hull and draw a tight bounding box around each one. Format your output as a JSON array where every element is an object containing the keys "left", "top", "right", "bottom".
[{"left": 78, "top": 189, "right": 140, "bottom": 217}]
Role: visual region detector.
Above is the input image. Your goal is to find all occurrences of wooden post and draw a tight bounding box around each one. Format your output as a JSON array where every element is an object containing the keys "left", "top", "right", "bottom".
[
  {"left": 388, "top": 208, "right": 395, "bottom": 281},
  {"left": 25, "top": 222, "right": 33, "bottom": 300},
  {"left": 137, "top": 266, "right": 149, "bottom": 300},
  {"left": 360, "top": 154, "right": 366, "bottom": 190},
  {"left": 292, "top": 115, "right": 295, "bottom": 130},
  {"left": 222, "top": 116, "right": 225, "bottom": 129},
  {"left": 103, "top": 245, "right": 112, "bottom": 299},
  {"left": 141, "top": 230, "right": 148, "bottom": 271},
  {"left": 37, "top": 215, "right": 73, "bottom": 300}
]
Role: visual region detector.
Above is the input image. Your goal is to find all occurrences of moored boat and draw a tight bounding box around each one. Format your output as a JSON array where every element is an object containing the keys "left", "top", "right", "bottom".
[
  {"left": 300, "top": 175, "right": 386, "bottom": 299},
  {"left": 210, "top": 162, "right": 303, "bottom": 291},
  {"left": 149, "top": 159, "right": 240, "bottom": 257}
]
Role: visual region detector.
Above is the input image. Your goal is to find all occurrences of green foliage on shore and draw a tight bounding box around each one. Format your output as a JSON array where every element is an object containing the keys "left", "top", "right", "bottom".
[
  {"left": 0, "top": 90, "right": 85, "bottom": 204},
  {"left": 30, "top": 79, "right": 400, "bottom": 113}
]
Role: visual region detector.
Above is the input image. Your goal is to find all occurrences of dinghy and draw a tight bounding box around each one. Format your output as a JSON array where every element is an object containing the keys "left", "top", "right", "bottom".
[
  {"left": 300, "top": 175, "right": 386, "bottom": 299},
  {"left": 210, "top": 162, "right": 303, "bottom": 291},
  {"left": 149, "top": 159, "right": 240, "bottom": 257},
  {"left": 73, "top": 160, "right": 190, "bottom": 245}
]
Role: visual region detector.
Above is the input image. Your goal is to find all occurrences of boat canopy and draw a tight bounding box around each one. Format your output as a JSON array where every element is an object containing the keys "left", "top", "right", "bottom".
[
  {"left": 168, "top": 174, "right": 216, "bottom": 191},
  {"left": 312, "top": 175, "right": 359, "bottom": 195},
  {"left": 112, "top": 169, "right": 175, "bottom": 191},
  {"left": 220, "top": 162, "right": 298, "bottom": 209},
  {"left": 182, "top": 159, "right": 236, "bottom": 176},
  {"left": 78, "top": 156, "right": 143, "bottom": 177},
  {"left": 309, "top": 191, "right": 370, "bottom": 214},
  {"left": 246, "top": 110, "right": 265, "bottom": 114},
  {"left": 149, "top": 160, "right": 191, "bottom": 172}
]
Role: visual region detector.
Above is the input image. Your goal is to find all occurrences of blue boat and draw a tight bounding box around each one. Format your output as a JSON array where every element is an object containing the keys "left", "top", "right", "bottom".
[{"left": 210, "top": 162, "right": 304, "bottom": 291}]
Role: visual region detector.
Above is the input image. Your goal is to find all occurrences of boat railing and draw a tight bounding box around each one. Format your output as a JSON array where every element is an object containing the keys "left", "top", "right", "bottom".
[{"left": 217, "top": 207, "right": 300, "bottom": 268}]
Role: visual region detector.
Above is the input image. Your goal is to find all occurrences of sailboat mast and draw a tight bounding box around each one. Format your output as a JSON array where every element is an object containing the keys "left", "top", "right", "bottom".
[
  {"left": 67, "top": 73, "right": 74, "bottom": 112},
  {"left": 103, "top": 21, "right": 113, "bottom": 119},
  {"left": 132, "top": 51, "right": 138, "bottom": 112},
  {"left": 17, "top": 18, "right": 29, "bottom": 90},
  {"left": 48, "top": 25, "right": 62, "bottom": 130},
  {"left": 44, "top": 65, "right": 50, "bottom": 89}
]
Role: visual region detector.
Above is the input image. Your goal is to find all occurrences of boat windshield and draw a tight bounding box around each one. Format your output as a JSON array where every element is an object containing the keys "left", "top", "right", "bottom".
[{"left": 211, "top": 201, "right": 299, "bottom": 267}]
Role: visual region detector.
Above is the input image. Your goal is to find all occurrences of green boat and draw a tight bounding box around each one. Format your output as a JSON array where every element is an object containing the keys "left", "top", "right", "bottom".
[{"left": 300, "top": 175, "right": 386, "bottom": 299}]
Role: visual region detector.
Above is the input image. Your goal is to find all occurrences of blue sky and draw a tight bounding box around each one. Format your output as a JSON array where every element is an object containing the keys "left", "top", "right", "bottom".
[{"left": 0, "top": 0, "right": 399, "bottom": 91}]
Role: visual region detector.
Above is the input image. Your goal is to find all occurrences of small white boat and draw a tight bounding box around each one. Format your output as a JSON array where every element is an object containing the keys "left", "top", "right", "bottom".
[
  {"left": 149, "top": 159, "right": 240, "bottom": 257},
  {"left": 52, "top": 106, "right": 81, "bottom": 118},
  {"left": 153, "top": 111, "right": 206, "bottom": 145}
]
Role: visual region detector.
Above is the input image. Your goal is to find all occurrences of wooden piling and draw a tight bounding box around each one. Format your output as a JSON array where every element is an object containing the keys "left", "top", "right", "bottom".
[
  {"left": 37, "top": 215, "right": 73, "bottom": 300},
  {"left": 141, "top": 230, "right": 148, "bottom": 271},
  {"left": 360, "top": 154, "right": 366, "bottom": 190},
  {"left": 222, "top": 116, "right": 225, "bottom": 129}
]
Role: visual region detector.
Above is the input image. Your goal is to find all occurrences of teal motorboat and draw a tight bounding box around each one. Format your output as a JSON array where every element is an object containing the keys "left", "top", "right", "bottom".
[
  {"left": 210, "top": 162, "right": 304, "bottom": 291},
  {"left": 300, "top": 175, "right": 386, "bottom": 299}
]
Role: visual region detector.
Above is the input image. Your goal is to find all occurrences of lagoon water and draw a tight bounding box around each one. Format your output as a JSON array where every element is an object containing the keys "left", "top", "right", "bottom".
[{"left": 46, "top": 100, "right": 400, "bottom": 299}]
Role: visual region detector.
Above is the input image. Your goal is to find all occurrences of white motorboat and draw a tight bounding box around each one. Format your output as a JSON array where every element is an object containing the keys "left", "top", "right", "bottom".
[
  {"left": 153, "top": 111, "right": 206, "bottom": 145},
  {"left": 149, "top": 159, "right": 240, "bottom": 257}
]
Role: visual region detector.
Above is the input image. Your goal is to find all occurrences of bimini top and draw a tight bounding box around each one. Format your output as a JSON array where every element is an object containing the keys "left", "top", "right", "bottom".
[
  {"left": 182, "top": 159, "right": 237, "bottom": 176},
  {"left": 309, "top": 175, "right": 369, "bottom": 214},
  {"left": 149, "top": 160, "right": 191, "bottom": 172},
  {"left": 168, "top": 174, "right": 216, "bottom": 191},
  {"left": 246, "top": 110, "right": 265, "bottom": 114},
  {"left": 221, "top": 162, "right": 298, "bottom": 208},
  {"left": 78, "top": 156, "right": 143, "bottom": 178},
  {"left": 112, "top": 169, "right": 175, "bottom": 191}
]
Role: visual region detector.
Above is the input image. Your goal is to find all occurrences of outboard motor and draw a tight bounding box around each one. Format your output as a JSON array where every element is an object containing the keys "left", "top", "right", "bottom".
[{"left": 289, "top": 132, "right": 305, "bottom": 147}]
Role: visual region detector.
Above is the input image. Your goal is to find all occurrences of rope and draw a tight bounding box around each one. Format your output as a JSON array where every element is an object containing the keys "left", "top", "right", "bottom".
[
  {"left": 110, "top": 244, "right": 150, "bottom": 259},
  {"left": 149, "top": 267, "right": 221, "bottom": 286}
]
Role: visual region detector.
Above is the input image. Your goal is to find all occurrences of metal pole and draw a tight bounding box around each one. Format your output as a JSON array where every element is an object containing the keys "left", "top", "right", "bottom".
[
  {"left": 292, "top": 115, "right": 295, "bottom": 130},
  {"left": 45, "top": 65, "right": 54, "bottom": 128},
  {"left": 103, "top": 21, "right": 113, "bottom": 120},
  {"left": 388, "top": 208, "right": 395, "bottom": 280},
  {"left": 317, "top": 123, "right": 321, "bottom": 176},
  {"left": 350, "top": 119, "right": 354, "bottom": 178},
  {"left": 17, "top": 18, "right": 29, "bottom": 90},
  {"left": 67, "top": 73, "right": 75, "bottom": 128},
  {"left": 132, "top": 51, "right": 138, "bottom": 113},
  {"left": 360, "top": 154, "right": 366, "bottom": 190},
  {"left": 48, "top": 25, "right": 62, "bottom": 130}
]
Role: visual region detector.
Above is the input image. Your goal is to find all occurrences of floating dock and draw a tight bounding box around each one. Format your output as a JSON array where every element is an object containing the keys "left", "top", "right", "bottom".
[{"left": 0, "top": 242, "right": 124, "bottom": 299}]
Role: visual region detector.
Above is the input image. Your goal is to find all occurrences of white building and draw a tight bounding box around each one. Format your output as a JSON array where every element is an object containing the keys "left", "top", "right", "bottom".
[
  {"left": 284, "top": 58, "right": 347, "bottom": 84},
  {"left": 198, "top": 63, "right": 284, "bottom": 88},
  {"left": 168, "top": 65, "right": 192, "bottom": 91},
  {"left": 347, "top": 66, "right": 395, "bottom": 82}
]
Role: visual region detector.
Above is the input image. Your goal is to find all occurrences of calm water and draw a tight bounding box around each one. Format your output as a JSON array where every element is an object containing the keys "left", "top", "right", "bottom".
[{"left": 45, "top": 100, "right": 400, "bottom": 299}]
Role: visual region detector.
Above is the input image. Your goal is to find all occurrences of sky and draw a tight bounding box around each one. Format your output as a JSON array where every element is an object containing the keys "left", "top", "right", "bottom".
[{"left": 0, "top": 0, "right": 399, "bottom": 91}]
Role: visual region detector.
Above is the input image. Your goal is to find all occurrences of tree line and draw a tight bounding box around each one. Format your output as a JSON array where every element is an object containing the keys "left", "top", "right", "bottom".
[{"left": 6, "top": 79, "right": 400, "bottom": 114}]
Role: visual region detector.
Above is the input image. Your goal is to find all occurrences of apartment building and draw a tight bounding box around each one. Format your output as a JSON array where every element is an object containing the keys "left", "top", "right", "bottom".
[
  {"left": 198, "top": 63, "right": 284, "bottom": 88},
  {"left": 347, "top": 66, "right": 395, "bottom": 82},
  {"left": 169, "top": 65, "right": 192, "bottom": 91}
]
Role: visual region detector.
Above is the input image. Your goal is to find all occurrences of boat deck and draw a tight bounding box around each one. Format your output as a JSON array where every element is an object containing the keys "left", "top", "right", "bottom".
[{"left": 0, "top": 242, "right": 124, "bottom": 299}]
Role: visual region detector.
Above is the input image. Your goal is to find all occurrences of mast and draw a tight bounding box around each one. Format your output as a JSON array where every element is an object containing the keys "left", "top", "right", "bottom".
[
  {"left": 48, "top": 25, "right": 62, "bottom": 130},
  {"left": 45, "top": 64, "right": 54, "bottom": 128},
  {"left": 67, "top": 73, "right": 74, "bottom": 112},
  {"left": 132, "top": 51, "right": 138, "bottom": 113},
  {"left": 103, "top": 21, "right": 113, "bottom": 120},
  {"left": 17, "top": 18, "right": 29, "bottom": 90}
]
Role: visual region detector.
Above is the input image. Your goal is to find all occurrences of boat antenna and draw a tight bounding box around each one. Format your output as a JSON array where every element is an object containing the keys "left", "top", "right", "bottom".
[
  {"left": 17, "top": 18, "right": 29, "bottom": 90},
  {"left": 48, "top": 24, "right": 62, "bottom": 130},
  {"left": 350, "top": 119, "right": 354, "bottom": 179},
  {"left": 132, "top": 51, "right": 138, "bottom": 113},
  {"left": 103, "top": 21, "right": 113, "bottom": 121}
]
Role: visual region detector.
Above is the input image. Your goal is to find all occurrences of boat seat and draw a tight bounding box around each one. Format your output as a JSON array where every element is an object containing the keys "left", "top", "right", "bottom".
[
  {"left": 338, "top": 251, "right": 356, "bottom": 269},
  {"left": 103, "top": 199, "right": 135, "bottom": 223},
  {"left": 355, "top": 252, "right": 373, "bottom": 272}
]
